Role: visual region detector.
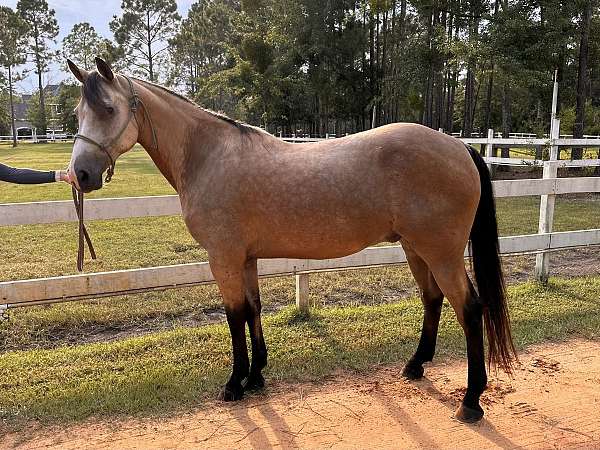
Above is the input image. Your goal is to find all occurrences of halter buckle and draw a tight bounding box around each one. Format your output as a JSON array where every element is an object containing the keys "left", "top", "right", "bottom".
[{"left": 130, "top": 95, "right": 139, "bottom": 112}]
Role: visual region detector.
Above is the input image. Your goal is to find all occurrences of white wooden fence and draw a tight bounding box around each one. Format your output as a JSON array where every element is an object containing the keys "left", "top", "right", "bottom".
[
  {"left": 0, "top": 133, "right": 74, "bottom": 143},
  {"left": 1, "top": 122, "right": 599, "bottom": 312}
]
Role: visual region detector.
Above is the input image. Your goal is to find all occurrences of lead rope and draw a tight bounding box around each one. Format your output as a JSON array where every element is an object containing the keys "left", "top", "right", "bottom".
[{"left": 72, "top": 186, "right": 97, "bottom": 272}]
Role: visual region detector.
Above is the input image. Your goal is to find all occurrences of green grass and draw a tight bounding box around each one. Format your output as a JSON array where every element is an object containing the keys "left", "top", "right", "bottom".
[
  {"left": 467, "top": 144, "right": 598, "bottom": 161},
  {"left": 0, "top": 142, "right": 174, "bottom": 203},
  {"left": 0, "top": 276, "right": 599, "bottom": 424}
]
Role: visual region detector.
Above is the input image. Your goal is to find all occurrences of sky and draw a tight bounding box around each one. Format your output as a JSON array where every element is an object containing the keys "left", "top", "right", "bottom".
[{"left": 0, "top": 0, "right": 194, "bottom": 92}]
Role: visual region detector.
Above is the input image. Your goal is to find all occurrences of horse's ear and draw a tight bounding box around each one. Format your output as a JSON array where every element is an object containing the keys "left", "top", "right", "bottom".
[
  {"left": 95, "top": 57, "right": 114, "bottom": 82},
  {"left": 67, "top": 59, "right": 88, "bottom": 84}
]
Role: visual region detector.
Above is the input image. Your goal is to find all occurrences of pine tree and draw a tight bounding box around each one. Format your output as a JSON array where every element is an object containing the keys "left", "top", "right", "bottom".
[
  {"left": 16, "top": 0, "right": 59, "bottom": 136},
  {"left": 110, "top": 0, "right": 181, "bottom": 81},
  {"left": 0, "top": 6, "right": 28, "bottom": 147}
]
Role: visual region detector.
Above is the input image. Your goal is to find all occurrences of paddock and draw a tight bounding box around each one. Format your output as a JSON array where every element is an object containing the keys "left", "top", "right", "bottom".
[
  {"left": 1, "top": 122, "right": 600, "bottom": 310},
  {"left": 0, "top": 127, "right": 599, "bottom": 448}
]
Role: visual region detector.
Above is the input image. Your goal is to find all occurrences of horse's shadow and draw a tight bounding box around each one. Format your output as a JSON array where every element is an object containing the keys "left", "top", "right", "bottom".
[
  {"left": 410, "top": 377, "right": 521, "bottom": 449},
  {"left": 228, "top": 400, "right": 298, "bottom": 450}
]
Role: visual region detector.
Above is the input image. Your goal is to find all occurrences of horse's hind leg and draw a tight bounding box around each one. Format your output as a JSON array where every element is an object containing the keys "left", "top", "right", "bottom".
[
  {"left": 402, "top": 244, "right": 444, "bottom": 380},
  {"left": 243, "top": 258, "right": 268, "bottom": 391},
  {"left": 427, "top": 255, "right": 487, "bottom": 423}
]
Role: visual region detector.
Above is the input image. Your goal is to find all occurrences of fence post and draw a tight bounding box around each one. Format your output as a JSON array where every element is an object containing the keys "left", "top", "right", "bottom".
[
  {"left": 534, "top": 118, "right": 560, "bottom": 284},
  {"left": 295, "top": 273, "right": 310, "bottom": 312},
  {"left": 485, "top": 128, "right": 494, "bottom": 172}
]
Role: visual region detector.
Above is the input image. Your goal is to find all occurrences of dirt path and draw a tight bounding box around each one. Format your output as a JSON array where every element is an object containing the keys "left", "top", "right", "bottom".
[{"left": 4, "top": 340, "right": 600, "bottom": 449}]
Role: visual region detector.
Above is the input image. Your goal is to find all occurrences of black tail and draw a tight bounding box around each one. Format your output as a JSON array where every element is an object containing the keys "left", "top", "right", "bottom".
[{"left": 467, "top": 146, "right": 517, "bottom": 373}]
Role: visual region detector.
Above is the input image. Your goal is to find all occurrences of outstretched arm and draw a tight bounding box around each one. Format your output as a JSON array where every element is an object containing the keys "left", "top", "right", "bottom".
[{"left": 0, "top": 163, "right": 68, "bottom": 184}]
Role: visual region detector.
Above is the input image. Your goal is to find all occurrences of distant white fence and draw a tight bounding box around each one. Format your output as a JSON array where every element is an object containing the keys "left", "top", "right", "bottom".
[
  {"left": 1, "top": 119, "right": 599, "bottom": 311},
  {"left": 0, "top": 133, "right": 74, "bottom": 143}
]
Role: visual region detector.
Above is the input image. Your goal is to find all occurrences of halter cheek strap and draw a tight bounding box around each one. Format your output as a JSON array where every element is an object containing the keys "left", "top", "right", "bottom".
[{"left": 73, "top": 75, "right": 158, "bottom": 183}]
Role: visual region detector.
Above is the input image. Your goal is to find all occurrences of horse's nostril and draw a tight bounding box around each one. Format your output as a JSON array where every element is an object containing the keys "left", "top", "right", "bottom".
[{"left": 77, "top": 169, "right": 89, "bottom": 183}]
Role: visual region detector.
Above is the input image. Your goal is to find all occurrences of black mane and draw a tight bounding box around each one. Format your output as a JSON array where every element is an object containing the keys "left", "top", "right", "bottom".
[{"left": 134, "top": 78, "right": 259, "bottom": 135}]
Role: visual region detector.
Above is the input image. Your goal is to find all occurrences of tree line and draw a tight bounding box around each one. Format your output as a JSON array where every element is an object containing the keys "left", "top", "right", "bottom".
[{"left": 0, "top": 0, "right": 598, "bottom": 157}]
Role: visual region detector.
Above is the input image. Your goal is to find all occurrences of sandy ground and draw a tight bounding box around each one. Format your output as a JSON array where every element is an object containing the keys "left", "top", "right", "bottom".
[{"left": 3, "top": 339, "right": 600, "bottom": 450}]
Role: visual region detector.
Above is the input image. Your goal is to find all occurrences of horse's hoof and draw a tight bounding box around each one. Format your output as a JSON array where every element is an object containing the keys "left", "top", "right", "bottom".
[
  {"left": 218, "top": 384, "right": 244, "bottom": 402},
  {"left": 402, "top": 362, "right": 424, "bottom": 380},
  {"left": 455, "top": 403, "right": 484, "bottom": 423},
  {"left": 244, "top": 373, "right": 265, "bottom": 392}
]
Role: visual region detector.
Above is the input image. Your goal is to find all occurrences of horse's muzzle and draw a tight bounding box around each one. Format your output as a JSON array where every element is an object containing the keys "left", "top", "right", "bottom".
[{"left": 74, "top": 164, "right": 103, "bottom": 193}]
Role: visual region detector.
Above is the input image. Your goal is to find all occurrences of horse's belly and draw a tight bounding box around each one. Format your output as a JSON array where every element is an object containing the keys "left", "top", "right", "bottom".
[{"left": 254, "top": 215, "right": 395, "bottom": 260}]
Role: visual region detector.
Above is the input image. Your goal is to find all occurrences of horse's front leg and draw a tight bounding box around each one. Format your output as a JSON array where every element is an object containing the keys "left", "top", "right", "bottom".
[
  {"left": 211, "top": 257, "right": 250, "bottom": 401},
  {"left": 243, "top": 258, "right": 268, "bottom": 391}
]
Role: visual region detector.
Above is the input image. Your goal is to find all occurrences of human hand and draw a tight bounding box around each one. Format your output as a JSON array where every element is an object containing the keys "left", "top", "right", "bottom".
[{"left": 58, "top": 170, "right": 71, "bottom": 184}]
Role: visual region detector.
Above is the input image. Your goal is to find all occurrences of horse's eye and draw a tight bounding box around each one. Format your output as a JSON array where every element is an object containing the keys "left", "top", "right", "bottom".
[{"left": 106, "top": 106, "right": 115, "bottom": 114}]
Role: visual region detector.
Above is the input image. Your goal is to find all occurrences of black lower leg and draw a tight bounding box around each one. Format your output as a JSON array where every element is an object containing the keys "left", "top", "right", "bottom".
[
  {"left": 220, "top": 307, "right": 250, "bottom": 401},
  {"left": 403, "top": 294, "right": 444, "bottom": 380},
  {"left": 245, "top": 298, "right": 267, "bottom": 391},
  {"left": 456, "top": 289, "right": 487, "bottom": 423}
]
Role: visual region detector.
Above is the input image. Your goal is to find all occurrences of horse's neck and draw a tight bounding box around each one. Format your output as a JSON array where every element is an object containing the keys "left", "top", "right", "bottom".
[{"left": 134, "top": 82, "right": 227, "bottom": 192}]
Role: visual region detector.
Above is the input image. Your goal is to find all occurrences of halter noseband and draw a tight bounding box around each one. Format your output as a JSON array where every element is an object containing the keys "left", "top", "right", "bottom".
[{"left": 73, "top": 75, "right": 157, "bottom": 183}]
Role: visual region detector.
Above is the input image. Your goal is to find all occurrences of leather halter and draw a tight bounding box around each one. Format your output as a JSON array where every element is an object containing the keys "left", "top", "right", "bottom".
[{"left": 71, "top": 75, "right": 158, "bottom": 272}]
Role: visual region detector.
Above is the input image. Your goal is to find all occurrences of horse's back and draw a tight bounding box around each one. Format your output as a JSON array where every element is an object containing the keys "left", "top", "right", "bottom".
[{"left": 183, "top": 122, "right": 481, "bottom": 260}]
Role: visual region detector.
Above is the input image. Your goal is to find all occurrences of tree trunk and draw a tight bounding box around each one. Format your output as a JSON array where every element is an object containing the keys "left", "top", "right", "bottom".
[
  {"left": 422, "top": 5, "right": 434, "bottom": 128},
  {"left": 463, "top": 67, "right": 475, "bottom": 137},
  {"left": 34, "top": 27, "right": 47, "bottom": 137},
  {"left": 572, "top": 0, "right": 592, "bottom": 160},
  {"left": 501, "top": 82, "right": 511, "bottom": 159},
  {"left": 8, "top": 65, "right": 18, "bottom": 148},
  {"left": 484, "top": 1, "right": 500, "bottom": 134},
  {"left": 381, "top": 9, "right": 388, "bottom": 124},
  {"left": 434, "top": 4, "right": 448, "bottom": 130},
  {"left": 445, "top": 16, "right": 458, "bottom": 134},
  {"left": 369, "top": 9, "right": 376, "bottom": 127},
  {"left": 147, "top": 10, "right": 154, "bottom": 81},
  {"left": 484, "top": 65, "right": 494, "bottom": 132},
  {"left": 446, "top": 72, "right": 456, "bottom": 133}
]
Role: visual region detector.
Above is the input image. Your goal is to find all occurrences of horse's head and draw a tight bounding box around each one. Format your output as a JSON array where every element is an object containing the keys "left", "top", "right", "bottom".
[{"left": 67, "top": 57, "right": 139, "bottom": 192}]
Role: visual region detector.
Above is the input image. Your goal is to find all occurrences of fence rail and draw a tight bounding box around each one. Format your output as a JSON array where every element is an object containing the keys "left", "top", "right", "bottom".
[
  {"left": 2, "top": 228, "right": 599, "bottom": 309},
  {"left": 2, "top": 177, "right": 599, "bottom": 227},
  {"left": 1, "top": 124, "right": 599, "bottom": 311}
]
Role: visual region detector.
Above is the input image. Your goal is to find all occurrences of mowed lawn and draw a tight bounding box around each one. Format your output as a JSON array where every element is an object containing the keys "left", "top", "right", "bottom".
[{"left": 0, "top": 143, "right": 599, "bottom": 425}]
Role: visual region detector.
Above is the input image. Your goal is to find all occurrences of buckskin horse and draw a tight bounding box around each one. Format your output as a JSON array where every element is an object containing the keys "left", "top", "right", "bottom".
[{"left": 66, "top": 58, "right": 516, "bottom": 423}]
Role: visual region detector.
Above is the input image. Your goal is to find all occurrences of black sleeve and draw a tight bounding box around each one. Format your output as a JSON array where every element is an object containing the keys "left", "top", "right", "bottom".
[{"left": 0, "top": 163, "right": 56, "bottom": 184}]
